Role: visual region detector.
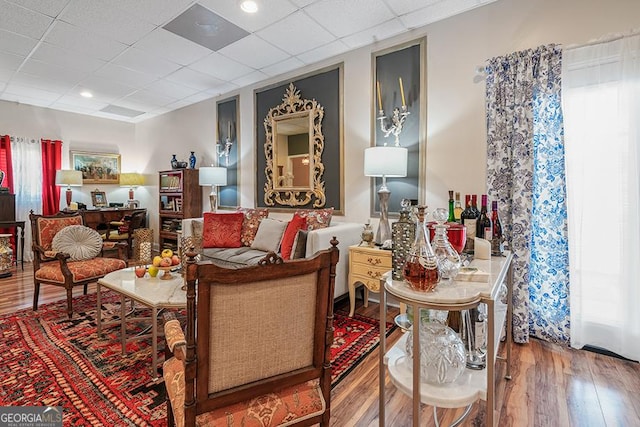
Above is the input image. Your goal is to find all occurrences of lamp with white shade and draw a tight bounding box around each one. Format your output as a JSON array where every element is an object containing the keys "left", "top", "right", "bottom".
[
  {"left": 364, "top": 146, "right": 408, "bottom": 245},
  {"left": 120, "top": 172, "right": 144, "bottom": 206},
  {"left": 199, "top": 166, "right": 227, "bottom": 212},
  {"left": 55, "top": 170, "right": 83, "bottom": 208}
]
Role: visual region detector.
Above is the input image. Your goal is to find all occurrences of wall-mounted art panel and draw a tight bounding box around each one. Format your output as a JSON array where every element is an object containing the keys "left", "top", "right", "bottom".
[
  {"left": 371, "top": 38, "right": 426, "bottom": 215},
  {"left": 216, "top": 96, "right": 239, "bottom": 208},
  {"left": 255, "top": 65, "right": 343, "bottom": 213}
]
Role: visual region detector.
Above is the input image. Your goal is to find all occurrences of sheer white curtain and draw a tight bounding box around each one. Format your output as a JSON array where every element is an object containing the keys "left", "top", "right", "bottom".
[
  {"left": 563, "top": 32, "right": 640, "bottom": 361},
  {"left": 10, "top": 136, "right": 42, "bottom": 262}
]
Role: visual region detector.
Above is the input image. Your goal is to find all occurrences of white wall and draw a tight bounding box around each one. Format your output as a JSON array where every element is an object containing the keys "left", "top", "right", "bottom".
[{"left": 2, "top": 0, "right": 639, "bottom": 243}]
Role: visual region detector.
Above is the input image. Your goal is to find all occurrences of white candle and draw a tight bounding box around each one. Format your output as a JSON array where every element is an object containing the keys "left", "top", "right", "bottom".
[
  {"left": 376, "top": 81, "right": 383, "bottom": 111},
  {"left": 399, "top": 77, "right": 406, "bottom": 107},
  {"left": 227, "top": 121, "right": 231, "bottom": 138}
]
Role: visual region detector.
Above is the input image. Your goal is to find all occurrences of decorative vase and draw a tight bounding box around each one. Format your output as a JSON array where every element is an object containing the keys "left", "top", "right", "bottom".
[
  {"left": 430, "top": 207, "right": 462, "bottom": 281},
  {"left": 360, "top": 222, "right": 374, "bottom": 247},
  {"left": 405, "top": 315, "right": 466, "bottom": 385},
  {"left": 402, "top": 205, "right": 440, "bottom": 292},
  {"left": 392, "top": 199, "right": 415, "bottom": 280},
  {"left": 189, "top": 151, "right": 196, "bottom": 169},
  {"left": 171, "top": 154, "right": 178, "bottom": 169}
]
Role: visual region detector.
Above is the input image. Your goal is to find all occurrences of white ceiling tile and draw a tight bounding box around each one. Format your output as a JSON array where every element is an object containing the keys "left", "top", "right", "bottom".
[
  {"left": 199, "top": 0, "right": 297, "bottom": 33},
  {"left": 0, "top": 50, "right": 26, "bottom": 71},
  {"left": 51, "top": 95, "right": 109, "bottom": 111},
  {"left": 74, "top": 75, "right": 137, "bottom": 101},
  {"left": 50, "top": 103, "right": 103, "bottom": 116},
  {"left": 382, "top": 0, "right": 442, "bottom": 15},
  {"left": 188, "top": 52, "right": 254, "bottom": 81},
  {"left": 305, "top": 0, "right": 394, "bottom": 38},
  {"left": 1, "top": 91, "right": 52, "bottom": 107},
  {"left": 180, "top": 91, "right": 215, "bottom": 104},
  {"left": 11, "top": 72, "right": 77, "bottom": 93},
  {"left": 164, "top": 98, "right": 194, "bottom": 111},
  {"left": 59, "top": 0, "right": 156, "bottom": 45},
  {"left": 218, "top": 34, "right": 289, "bottom": 69},
  {"left": 113, "top": 47, "right": 182, "bottom": 78},
  {"left": 290, "top": 0, "right": 319, "bottom": 7},
  {"left": 256, "top": 11, "right": 334, "bottom": 56},
  {"left": 165, "top": 67, "right": 225, "bottom": 91},
  {"left": 44, "top": 20, "right": 128, "bottom": 61},
  {"left": 261, "top": 56, "right": 305, "bottom": 77},
  {"left": 31, "top": 42, "right": 107, "bottom": 74},
  {"left": 121, "top": 89, "right": 177, "bottom": 109},
  {"left": 0, "top": 0, "right": 53, "bottom": 39},
  {"left": 400, "top": 0, "right": 492, "bottom": 28},
  {"left": 231, "top": 70, "right": 267, "bottom": 88},
  {"left": 0, "top": 29, "right": 38, "bottom": 56},
  {"left": 133, "top": 28, "right": 212, "bottom": 66},
  {"left": 341, "top": 18, "right": 406, "bottom": 49},
  {"left": 20, "top": 58, "right": 88, "bottom": 84},
  {"left": 5, "top": 82, "right": 61, "bottom": 102},
  {"left": 94, "top": 64, "right": 158, "bottom": 87},
  {"left": 296, "top": 39, "right": 350, "bottom": 64},
  {"left": 143, "top": 79, "right": 201, "bottom": 100},
  {"left": 6, "top": 0, "right": 70, "bottom": 18},
  {"left": 109, "top": 0, "right": 193, "bottom": 26}
]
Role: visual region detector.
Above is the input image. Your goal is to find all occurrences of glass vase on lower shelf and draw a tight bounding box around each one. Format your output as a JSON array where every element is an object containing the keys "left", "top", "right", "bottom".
[{"left": 405, "top": 309, "right": 466, "bottom": 385}]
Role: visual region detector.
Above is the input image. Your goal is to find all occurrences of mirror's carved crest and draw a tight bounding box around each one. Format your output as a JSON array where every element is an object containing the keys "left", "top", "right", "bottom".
[{"left": 264, "top": 83, "right": 326, "bottom": 207}]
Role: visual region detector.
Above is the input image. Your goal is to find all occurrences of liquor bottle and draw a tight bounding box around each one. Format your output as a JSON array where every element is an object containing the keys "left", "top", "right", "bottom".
[
  {"left": 460, "top": 195, "right": 478, "bottom": 253},
  {"left": 403, "top": 206, "right": 440, "bottom": 292},
  {"left": 463, "top": 305, "right": 487, "bottom": 370},
  {"left": 491, "top": 200, "right": 504, "bottom": 255},
  {"left": 476, "top": 194, "right": 492, "bottom": 239},
  {"left": 431, "top": 207, "right": 461, "bottom": 281},
  {"left": 453, "top": 192, "right": 463, "bottom": 223},
  {"left": 447, "top": 190, "right": 456, "bottom": 223}
]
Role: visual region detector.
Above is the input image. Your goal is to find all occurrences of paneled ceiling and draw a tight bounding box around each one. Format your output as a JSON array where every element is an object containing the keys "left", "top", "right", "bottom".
[{"left": 0, "top": 0, "right": 496, "bottom": 123}]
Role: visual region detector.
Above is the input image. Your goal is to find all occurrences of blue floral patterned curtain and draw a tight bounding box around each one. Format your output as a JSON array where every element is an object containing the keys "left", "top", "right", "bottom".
[{"left": 485, "top": 44, "right": 570, "bottom": 344}]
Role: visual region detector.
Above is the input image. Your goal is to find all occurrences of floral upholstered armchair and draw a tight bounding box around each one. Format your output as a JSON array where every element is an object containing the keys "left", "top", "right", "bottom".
[
  {"left": 29, "top": 210, "right": 127, "bottom": 318},
  {"left": 163, "top": 239, "right": 339, "bottom": 427}
]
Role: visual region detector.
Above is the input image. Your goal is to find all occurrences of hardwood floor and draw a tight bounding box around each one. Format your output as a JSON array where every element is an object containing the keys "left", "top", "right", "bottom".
[{"left": 2, "top": 263, "right": 639, "bottom": 426}]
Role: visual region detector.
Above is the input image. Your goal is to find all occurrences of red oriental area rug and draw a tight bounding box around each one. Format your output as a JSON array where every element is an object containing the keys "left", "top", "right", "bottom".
[{"left": 0, "top": 291, "right": 395, "bottom": 426}]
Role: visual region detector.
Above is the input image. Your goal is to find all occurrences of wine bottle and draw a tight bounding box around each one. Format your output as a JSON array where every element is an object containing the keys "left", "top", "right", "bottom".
[
  {"left": 453, "top": 192, "right": 463, "bottom": 223},
  {"left": 460, "top": 195, "right": 478, "bottom": 253},
  {"left": 471, "top": 194, "right": 480, "bottom": 217},
  {"left": 447, "top": 190, "right": 456, "bottom": 223},
  {"left": 476, "top": 194, "right": 492, "bottom": 239},
  {"left": 491, "top": 200, "right": 504, "bottom": 255}
]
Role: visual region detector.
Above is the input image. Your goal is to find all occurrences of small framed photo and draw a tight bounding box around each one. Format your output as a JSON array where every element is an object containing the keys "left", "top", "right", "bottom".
[{"left": 91, "top": 189, "right": 108, "bottom": 207}]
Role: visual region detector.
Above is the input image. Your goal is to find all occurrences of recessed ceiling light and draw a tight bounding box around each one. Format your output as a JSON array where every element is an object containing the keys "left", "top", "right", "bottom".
[
  {"left": 240, "top": 0, "right": 258, "bottom": 13},
  {"left": 80, "top": 91, "right": 93, "bottom": 98}
]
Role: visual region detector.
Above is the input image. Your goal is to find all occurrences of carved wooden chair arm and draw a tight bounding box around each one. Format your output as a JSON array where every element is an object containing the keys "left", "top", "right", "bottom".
[{"left": 163, "top": 312, "right": 186, "bottom": 361}]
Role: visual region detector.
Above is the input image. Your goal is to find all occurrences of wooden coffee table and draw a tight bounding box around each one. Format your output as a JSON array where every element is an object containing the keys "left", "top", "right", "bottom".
[{"left": 96, "top": 267, "right": 186, "bottom": 380}]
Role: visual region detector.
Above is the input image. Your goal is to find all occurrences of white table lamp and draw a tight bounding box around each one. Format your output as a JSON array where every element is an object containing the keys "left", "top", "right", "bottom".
[
  {"left": 364, "top": 146, "right": 408, "bottom": 245},
  {"left": 55, "top": 170, "right": 83, "bottom": 208},
  {"left": 199, "top": 166, "right": 227, "bottom": 212}
]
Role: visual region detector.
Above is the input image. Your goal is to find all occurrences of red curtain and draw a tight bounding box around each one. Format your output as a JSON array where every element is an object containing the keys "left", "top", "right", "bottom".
[
  {"left": 41, "top": 139, "right": 62, "bottom": 215},
  {"left": 0, "top": 135, "right": 14, "bottom": 192}
]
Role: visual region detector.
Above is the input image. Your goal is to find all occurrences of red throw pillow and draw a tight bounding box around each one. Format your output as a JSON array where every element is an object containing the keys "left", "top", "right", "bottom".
[
  {"left": 202, "top": 212, "right": 244, "bottom": 248},
  {"left": 294, "top": 207, "right": 334, "bottom": 230},
  {"left": 280, "top": 214, "right": 307, "bottom": 260}
]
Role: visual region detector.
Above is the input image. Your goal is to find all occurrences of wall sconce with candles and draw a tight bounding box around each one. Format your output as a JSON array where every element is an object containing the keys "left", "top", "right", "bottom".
[
  {"left": 216, "top": 121, "right": 234, "bottom": 167},
  {"left": 55, "top": 169, "right": 83, "bottom": 208},
  {"left": 376, "top": 77, "right": 410, "bottom": 147}
]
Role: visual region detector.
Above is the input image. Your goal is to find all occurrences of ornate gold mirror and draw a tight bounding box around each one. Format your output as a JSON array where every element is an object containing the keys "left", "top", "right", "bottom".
[{"left": 264, "top": 83, "right": 326, "bottom": 207}]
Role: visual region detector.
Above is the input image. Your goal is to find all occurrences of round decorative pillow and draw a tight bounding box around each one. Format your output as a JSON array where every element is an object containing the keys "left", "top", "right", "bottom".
[{"left": 52, "top": 225, "right": 103, "bottom": 261}]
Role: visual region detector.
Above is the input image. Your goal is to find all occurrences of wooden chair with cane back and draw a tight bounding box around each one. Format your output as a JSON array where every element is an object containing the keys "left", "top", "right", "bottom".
[{"left": 163, "top": 239, "right": 339, "bottom": 427}]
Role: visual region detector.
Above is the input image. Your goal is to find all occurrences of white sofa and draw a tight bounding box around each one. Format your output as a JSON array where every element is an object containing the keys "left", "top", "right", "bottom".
[{"left": 181, "top": 218, "right": 362, "bottom": 299}]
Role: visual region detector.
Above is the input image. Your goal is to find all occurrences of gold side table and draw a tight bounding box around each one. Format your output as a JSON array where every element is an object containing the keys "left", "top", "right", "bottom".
[{"left": 347, "top": 244, "right": 392, "bottom": 316}]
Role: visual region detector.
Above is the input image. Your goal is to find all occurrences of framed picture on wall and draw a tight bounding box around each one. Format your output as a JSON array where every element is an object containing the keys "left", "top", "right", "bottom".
[
  {"left": 90, "top": 189, "right": 107, "bottom": 207},
  {"left": 371, "top": 38, "right": 427, "bottom": 216},
  {"left": 216, "top": 95, "right": 239, "bottom": 208},
  {"left": 71, "top": 151, "right": 121, "bottom": 184}
]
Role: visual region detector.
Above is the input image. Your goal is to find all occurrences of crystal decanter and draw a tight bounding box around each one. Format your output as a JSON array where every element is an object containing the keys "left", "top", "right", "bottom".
[
  {"left": 402, "top": 205, "right": 440, "bottom": 292},
  {"left": 431, "top": 207, "right": 462, "bottom": 281}
]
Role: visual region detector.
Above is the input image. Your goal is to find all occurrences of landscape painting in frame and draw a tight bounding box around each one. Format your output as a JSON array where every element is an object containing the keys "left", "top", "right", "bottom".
[{"left": 71, "top": 151, "right": 121, "bottom": 184}]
